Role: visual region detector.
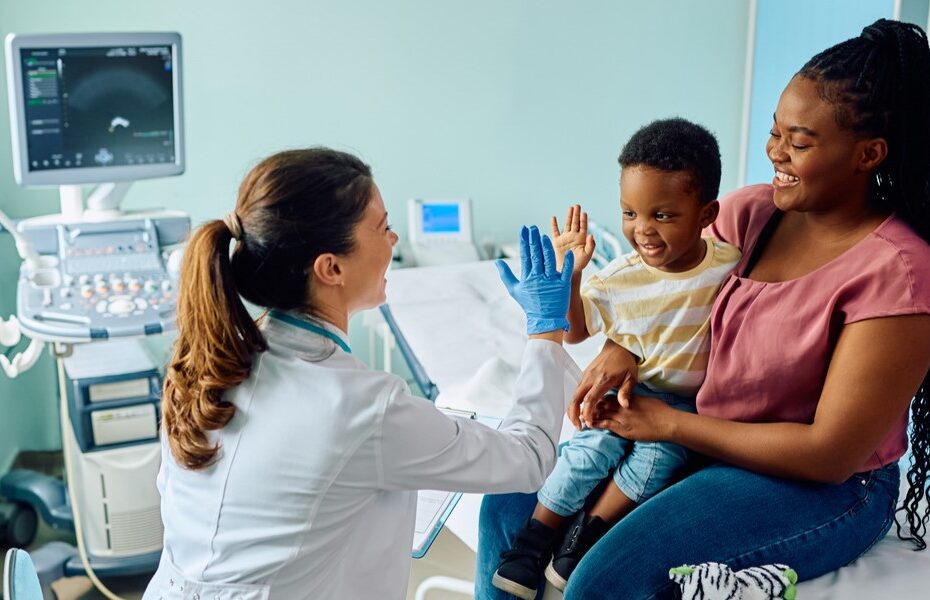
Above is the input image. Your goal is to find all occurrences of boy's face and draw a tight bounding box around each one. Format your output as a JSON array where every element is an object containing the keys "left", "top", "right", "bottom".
[{"left": 619, "top": 166, "right": 718, "bottom": 273}]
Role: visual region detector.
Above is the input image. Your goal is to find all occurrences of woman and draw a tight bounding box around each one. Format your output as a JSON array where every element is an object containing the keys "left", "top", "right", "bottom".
[
  {"left": 143, "top": 148, "right": 577, "bottom": 599},
  {"left": 477, "top": 19, "right": 930, "bottom": 599}
]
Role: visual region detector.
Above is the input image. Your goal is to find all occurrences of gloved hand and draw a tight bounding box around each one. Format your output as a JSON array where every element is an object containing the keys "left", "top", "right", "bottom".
[{"left": 496, "top": 225, "right": 574, "bottom": 335}]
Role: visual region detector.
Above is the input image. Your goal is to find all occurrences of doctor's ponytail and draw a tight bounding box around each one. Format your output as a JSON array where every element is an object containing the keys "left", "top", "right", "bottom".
[
  {"left": 162, "top": 220, "right": 265, "bottom": 470},
  {"left": 163, "top": 148, "right": 373, "bottom": 469}
]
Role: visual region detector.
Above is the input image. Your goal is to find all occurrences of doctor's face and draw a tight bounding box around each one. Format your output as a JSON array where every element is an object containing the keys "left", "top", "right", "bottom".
[{"left": 342, "top": 184, "right": 398, "bottom": 313}]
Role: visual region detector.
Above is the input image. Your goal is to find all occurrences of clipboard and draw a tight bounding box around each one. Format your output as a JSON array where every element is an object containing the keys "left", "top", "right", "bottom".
[{"left": 412, "top": 409, "right": 503, "bottom": 558}]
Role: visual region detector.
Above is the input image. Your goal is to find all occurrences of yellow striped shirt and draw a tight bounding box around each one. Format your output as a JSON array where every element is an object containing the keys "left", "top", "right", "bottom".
[{"left": 582, "top": 238, "right": 741, "bottom": 396}]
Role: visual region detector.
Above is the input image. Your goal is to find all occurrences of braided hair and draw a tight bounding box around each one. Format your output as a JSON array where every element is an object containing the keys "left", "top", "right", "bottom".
[{"left": 799, "top": 19, "right": 930, "bottom": 550}]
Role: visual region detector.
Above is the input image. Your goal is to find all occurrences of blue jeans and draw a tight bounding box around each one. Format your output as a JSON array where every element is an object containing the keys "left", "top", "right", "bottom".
[
  {"left": 538, "top": 386, "right": 695, "bottom": 513},
  {"left": 476, "top": 461, "right": 900, "bottom": 600}
]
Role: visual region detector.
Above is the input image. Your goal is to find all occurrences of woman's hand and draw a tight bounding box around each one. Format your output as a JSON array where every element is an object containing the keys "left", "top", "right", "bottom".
[
  {"left": 496, "top": 225, "right": 574, "bottom": 335},
  {"left": 589, "top": 392, "right": 677, "bottom": 442},
  {"left": 569, "top": 339, "right": 639, "bottom": 429},
  {"left": 551, "top": 204, "right": 595, "bottom": 275}
]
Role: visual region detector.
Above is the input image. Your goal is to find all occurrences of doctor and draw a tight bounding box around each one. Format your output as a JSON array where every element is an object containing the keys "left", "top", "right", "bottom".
[{"left": 143, "top": 147, "right": 576, "bottom": 599}]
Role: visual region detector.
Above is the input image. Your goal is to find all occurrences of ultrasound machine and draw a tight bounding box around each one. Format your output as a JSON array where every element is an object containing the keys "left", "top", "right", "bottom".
[{"left": 0, "top": 32, "right": 187, "bottom": 599}]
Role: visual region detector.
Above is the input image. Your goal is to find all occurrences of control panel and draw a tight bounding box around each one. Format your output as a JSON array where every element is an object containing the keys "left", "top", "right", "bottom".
[{"left": 15, "top": 213, "right": 189, "bottom": 341}]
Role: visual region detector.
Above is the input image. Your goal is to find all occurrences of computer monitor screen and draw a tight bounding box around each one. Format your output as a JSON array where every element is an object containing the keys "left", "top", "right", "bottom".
[
  {"left": 5, "top": 32, "right": 184, "bottom": 186},
  {"left": 421, "top": 203, "right": 461, "bottom": 234}
]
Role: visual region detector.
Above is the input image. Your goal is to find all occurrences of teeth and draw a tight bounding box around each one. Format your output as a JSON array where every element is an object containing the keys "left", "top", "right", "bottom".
[{"left": 775, "top": 171, "right": 799, "bottom": 183}]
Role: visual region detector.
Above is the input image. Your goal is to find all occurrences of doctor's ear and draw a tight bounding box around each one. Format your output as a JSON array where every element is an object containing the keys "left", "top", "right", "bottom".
[{"left": 311, "top": 253, "right": 345, "bottom": 287}]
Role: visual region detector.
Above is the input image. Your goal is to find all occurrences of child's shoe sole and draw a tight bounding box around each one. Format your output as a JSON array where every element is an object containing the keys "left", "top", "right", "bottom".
[
  {"left": 544, "top": 560, "right": 568, "bottom": 591},
  {"left": 491, "top": 571, "right": 537, "bottom": 600}
]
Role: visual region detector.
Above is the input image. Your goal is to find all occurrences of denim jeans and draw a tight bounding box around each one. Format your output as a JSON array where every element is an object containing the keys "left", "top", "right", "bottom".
[
  {"left": 538, "top": 385, "right": 695, "bottom": 514},
  {"left": 476, "top": 461, "right": 900, "bottom": 600}
]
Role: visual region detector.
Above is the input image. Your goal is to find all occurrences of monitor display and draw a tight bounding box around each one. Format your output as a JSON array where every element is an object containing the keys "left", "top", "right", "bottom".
[
  {"left": 5, "top": 32, "right": 184, "bottom": 186},
  {"left": 421, "top": 203, "right": 461, "bottom": 234}
]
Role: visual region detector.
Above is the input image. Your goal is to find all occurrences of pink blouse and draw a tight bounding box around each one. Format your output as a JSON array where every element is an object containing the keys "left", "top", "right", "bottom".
[{"left": 698, "top": 184, "right": 930, "bottom": 471}]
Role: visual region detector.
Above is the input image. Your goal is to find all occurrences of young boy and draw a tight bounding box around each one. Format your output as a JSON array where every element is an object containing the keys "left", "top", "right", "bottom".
[{"left": 492, "top": 118, "right": 741, "bottom": 599}]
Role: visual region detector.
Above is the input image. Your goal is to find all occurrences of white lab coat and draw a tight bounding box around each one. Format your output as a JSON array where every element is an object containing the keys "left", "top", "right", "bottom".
[{"left": 143, "top": 311, "right": 574, "bottom": 599}]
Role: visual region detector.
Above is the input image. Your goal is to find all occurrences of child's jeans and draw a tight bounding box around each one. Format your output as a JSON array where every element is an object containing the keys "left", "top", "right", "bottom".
[{"left": 537, "top": 384, "right": 695, "bottom": 516}]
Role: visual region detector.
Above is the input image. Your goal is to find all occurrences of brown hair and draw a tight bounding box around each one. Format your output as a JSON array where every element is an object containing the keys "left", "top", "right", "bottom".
[{"left": 162, "top": 148, "right": 373, "bottom": 469}]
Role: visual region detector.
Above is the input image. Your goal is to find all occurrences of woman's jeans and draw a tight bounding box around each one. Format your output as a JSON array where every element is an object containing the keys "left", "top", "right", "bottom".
[{"left": 476, "top": 461, "right": 900, "bottom": 600}]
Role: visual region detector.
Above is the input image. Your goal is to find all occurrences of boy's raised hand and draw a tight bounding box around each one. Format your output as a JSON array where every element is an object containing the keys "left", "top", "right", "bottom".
[{"left": 551, "top": 204, "right": 596, "bottom": 275}]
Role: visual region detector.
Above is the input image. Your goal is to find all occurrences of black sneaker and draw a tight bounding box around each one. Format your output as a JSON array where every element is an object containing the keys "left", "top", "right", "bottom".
[
  {"left": 544, "top": 512, "right": 610, "bottom": 591},
  {"left": 491, "top": 518, "right": 560, "bottom": 600}
]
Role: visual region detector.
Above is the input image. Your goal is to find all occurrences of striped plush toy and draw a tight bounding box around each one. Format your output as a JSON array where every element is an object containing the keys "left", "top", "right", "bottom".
[{"left": 669, "top": 562, "right": 798, "bottom": 600}]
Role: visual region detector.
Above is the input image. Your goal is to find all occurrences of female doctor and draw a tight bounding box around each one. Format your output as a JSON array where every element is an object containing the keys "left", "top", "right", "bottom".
[{"left": 143, "top": 148, "right": 576, "bottom": 599}]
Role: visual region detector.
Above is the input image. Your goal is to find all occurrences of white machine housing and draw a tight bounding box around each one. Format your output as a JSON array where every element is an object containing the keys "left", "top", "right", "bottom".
[
  {"left": 62, "top": 339, "right": 163, "bottom": 558},
  {"left": 406, "top": 198, "right": 481, "bottom": 267}
]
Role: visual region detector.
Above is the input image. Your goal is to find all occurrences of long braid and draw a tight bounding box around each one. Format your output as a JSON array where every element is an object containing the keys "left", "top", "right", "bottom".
[{"left": 800, "top": 19, "right": 930, "bottom": 550}]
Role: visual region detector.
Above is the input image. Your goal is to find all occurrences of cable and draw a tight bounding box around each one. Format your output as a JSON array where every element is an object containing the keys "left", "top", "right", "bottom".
[{"left": 57, "top": 350, "right": 128, "bottom": 600}]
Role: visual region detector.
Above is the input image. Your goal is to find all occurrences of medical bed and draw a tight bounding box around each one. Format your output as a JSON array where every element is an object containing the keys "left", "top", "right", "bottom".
[{"left": 379, "top": 259, "right": 930, "bottom": 599}]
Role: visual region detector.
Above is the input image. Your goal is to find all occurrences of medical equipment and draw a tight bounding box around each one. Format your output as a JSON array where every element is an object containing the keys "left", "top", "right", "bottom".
[
  {"left": 405, "top": 197, "right": 481, "bottom": 266},
  {"left": 1, "top": 340, "right": 163, "bottom": 596},
  {"left": 0, "top": 31, "right": 188, "bottom": 600},
  {"left": 14, "top": 215, "right": 188, "bottom": 342},
  {"left": 5, "top": 32, "right": 184, "bottom": 195}
]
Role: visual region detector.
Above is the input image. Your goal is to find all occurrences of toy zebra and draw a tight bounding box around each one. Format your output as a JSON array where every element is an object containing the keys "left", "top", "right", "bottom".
[{"left": 669, "top": 562, "right": 798, "bottom": 600}]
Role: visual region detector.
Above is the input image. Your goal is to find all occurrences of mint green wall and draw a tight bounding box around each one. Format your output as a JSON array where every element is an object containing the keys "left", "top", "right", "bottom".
[{"left": 0, "top": 0, "right": 751, "bottom": 469}]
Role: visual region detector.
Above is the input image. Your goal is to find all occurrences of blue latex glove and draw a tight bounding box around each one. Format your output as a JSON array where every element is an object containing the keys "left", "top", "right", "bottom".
[{"left": 496, "top": 225, "right": 574, "bottom": 335}]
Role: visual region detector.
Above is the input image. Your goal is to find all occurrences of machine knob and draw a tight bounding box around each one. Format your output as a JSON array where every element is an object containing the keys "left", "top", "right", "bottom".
[{"left": 144, "top": 280, "right": 158, "bottom": 293}]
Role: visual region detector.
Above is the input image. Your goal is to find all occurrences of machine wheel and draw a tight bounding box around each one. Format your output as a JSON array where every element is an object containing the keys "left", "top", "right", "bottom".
[{"left": 1, "top": 502, "right": 38, "bottom": 548}]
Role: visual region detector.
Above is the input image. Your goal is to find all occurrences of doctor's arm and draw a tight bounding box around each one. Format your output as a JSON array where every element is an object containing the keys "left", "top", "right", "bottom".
[
  {"left": 377, "top": 332, "right": 572, "bottom": 493},
  {"left": 378, "top": 226, "right": 577, "bottom": 493},
  {"left": 588, "top": 314, "right": 930, "bottom": 484}
]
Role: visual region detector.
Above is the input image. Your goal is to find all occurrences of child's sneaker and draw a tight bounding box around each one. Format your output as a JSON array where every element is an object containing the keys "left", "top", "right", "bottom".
[
  {"left": 544, "top": 512, "right": 610, "bottom": 591},
  {"left": 491, "top": 518, "right": 560, "bottom": 600}
]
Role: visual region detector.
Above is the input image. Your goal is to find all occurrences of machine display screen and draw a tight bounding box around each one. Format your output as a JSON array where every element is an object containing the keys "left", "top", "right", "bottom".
[
  {"left": 18, "top": 44, "right": 176, "bottom": 172},
  {"left": 421, "top": 203, "right": 461, "bottom": 234}
]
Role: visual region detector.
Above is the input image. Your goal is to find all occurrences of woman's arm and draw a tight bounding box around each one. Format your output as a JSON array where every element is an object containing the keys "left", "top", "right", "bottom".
[{"left": 590, "top": 314, "right": 930, "bottom": 483}]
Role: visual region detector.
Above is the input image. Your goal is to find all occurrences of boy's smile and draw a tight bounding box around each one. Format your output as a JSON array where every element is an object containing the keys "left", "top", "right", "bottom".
[{"left": 619, "top": 166, "right": 718, "bottom": 273}]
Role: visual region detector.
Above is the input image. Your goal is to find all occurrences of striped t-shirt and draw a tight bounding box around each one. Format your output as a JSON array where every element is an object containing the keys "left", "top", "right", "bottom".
[{"left": 582, "top": 237, "right": 741, "bottom": 396}]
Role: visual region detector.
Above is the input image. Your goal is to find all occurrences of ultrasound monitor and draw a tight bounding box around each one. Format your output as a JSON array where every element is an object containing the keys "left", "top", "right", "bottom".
[{"left": 5, "top": 32, "right": 184, "bottom": 187}]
